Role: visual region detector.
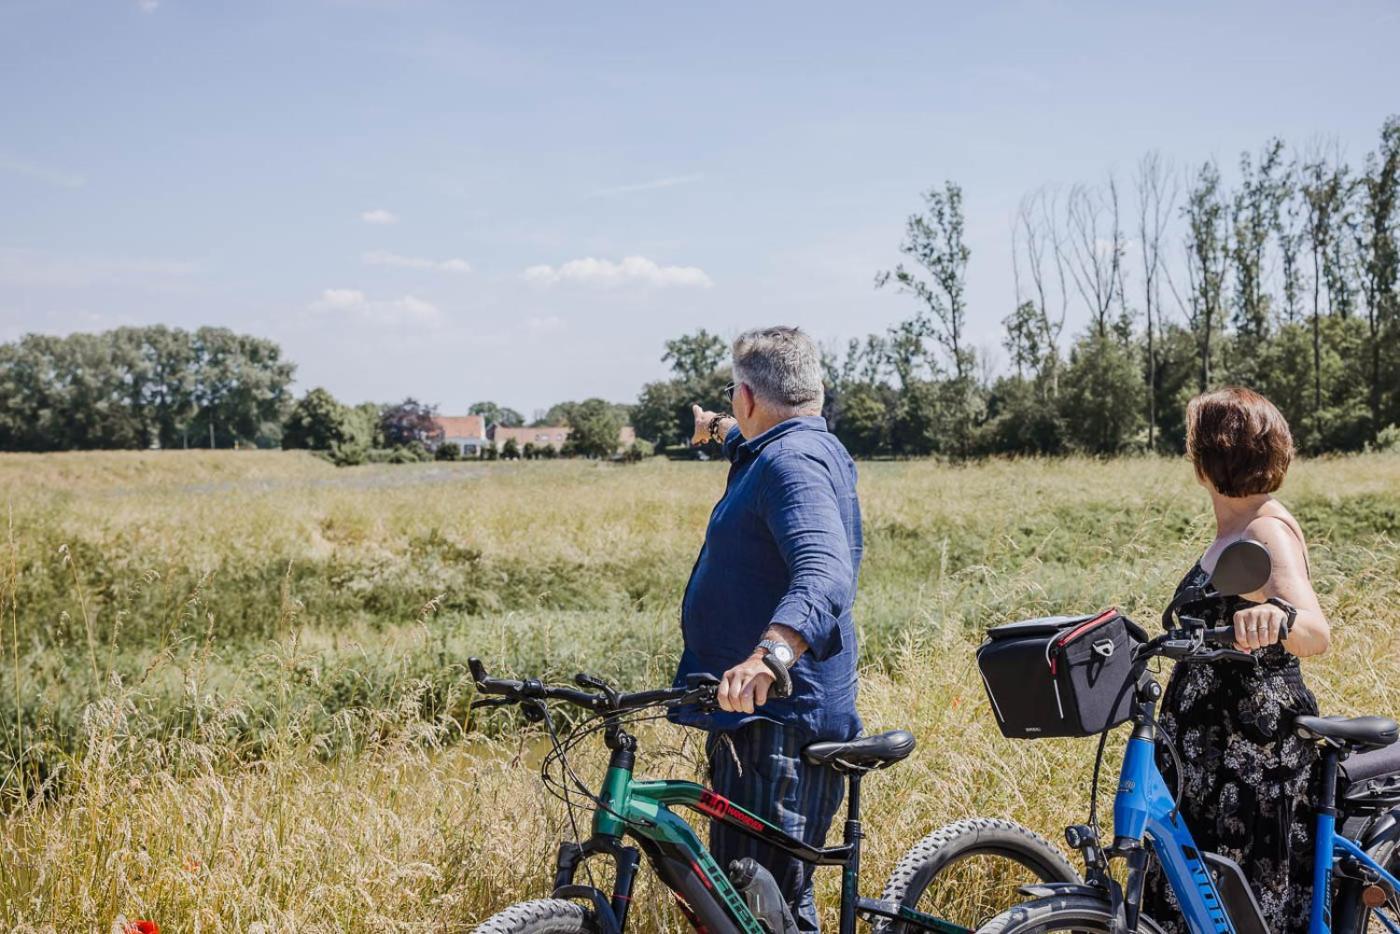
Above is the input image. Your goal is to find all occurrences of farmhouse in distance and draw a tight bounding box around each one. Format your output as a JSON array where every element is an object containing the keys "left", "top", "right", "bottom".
[{"left": 427, "top": 413, "right": 636, "bottom": 458}]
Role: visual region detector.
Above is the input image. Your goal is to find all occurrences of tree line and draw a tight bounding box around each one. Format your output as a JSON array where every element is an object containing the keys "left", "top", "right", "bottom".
[
  {"left": 839, "top": 115, "right": 1398, "bottom": 458},
  {"left": 0, "top": 326, "right": 293, "bottom": 452},
  {"left": 5, "top": 116, "right": 1396, "bottom": 461},
  {"left": 0, "top": 325, "right": 640, "bottom": 464},
  {"left": 634, "top": 116, "right": 1400, "bottom": 459}
]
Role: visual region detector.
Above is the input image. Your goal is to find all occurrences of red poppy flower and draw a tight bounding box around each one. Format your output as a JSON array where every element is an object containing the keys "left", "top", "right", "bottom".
[{"left": 125, "top": 921, "right": 160, "bottom": 934}]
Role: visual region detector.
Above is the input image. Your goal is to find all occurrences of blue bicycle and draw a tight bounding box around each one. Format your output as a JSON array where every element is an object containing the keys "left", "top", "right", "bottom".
[{"left": 976, "top": 540, "right": 1400, "bottom": 934}]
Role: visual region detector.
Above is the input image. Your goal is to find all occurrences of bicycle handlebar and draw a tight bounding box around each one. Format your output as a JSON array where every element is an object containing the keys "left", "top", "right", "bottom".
[
  {"left": 468, "top": 657, "right": 721, "bottom": 715},
  {"left": 1139, "top": 611, "right": 1293, "bottom": 666}
]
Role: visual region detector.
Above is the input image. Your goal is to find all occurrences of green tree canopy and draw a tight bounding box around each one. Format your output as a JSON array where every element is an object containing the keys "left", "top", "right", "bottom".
[
  {"left": 282, "top": 387, "right": 371, "bottom": 466},
  {"left": 0, "top": 326, "right": 293, "bottom": 451},
  {"left": 566, "top": 397, "right": 626, "bottom": 459},
  {"left": 468, "top": 401, "right": 524, "bottom": 427}
]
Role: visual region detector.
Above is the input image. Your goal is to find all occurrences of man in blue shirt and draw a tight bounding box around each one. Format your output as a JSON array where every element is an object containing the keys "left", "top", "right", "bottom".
[{"left": 674, "top": 326, "right": 863, "bottom": 932}]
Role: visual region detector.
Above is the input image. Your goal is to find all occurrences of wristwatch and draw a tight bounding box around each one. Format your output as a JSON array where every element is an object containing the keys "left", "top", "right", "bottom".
[
  {"left": 707, "top": 414, "right": 732, "bottom": 445},
  {"left": 757, "top": 638, "right": 795, "bottom": 669}
]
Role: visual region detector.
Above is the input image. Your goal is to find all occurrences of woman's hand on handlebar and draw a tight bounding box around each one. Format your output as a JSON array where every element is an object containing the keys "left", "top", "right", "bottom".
[{"left": 1232, "top": 603, "right": 1290, "bottom": 652}]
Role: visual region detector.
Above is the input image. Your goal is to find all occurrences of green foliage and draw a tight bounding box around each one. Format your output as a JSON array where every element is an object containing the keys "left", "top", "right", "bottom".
[
  {"left": 830, "top": 382, "right": 890, "bottom": 457},
  {"left": 1373, "top": 424, "right": 1400, "bottom": 452},
  {"left": 1059, "top": 331, "right": 1147, "bottom": 454},
  {"left": 469, "top": 401, "right": 524, "bottom": 427},
  {"left": 661, "top": 329, "right": 728, "bottom": 381},
  {"left": 434, "top": 442, "right": 460, "bottom": 461},
  {"left": 979, "top": 377, "right": 1064, "bottom": 455},
  {"left": 622, "top": 438, "right": 656, "bottom": 463},
  {"left": 522, "top": 442, "right": 537, "bottom": 460},
  {"left": 633, "top": 331, "right": 733, "bottom": 450},
  {"left": 282, "top": 387, "right": 372, "bottom": 466},
  {"left": 0, "top": 326, "right": 293, "bottom": 451},
  {"left": 566, "top": 398, "right": 625, "bottom": 459},
  {"left": 500, "top": 438, "right": 520, "bottom": 460}
]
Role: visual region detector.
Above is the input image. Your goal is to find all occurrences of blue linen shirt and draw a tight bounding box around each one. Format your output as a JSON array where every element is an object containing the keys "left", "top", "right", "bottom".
[{"left": 671, "top": 416, "right": 863, "bottom": 741}]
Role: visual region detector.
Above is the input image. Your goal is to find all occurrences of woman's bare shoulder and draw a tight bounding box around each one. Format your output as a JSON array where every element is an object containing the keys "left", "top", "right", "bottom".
[{"left": 1244, "top": 502, "right": 1309, "bottom": 569}]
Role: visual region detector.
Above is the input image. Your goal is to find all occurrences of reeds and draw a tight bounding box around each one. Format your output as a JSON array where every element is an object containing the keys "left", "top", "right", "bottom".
[{"left": 0, "top": 450, "right": 1395, "bottom": 929}]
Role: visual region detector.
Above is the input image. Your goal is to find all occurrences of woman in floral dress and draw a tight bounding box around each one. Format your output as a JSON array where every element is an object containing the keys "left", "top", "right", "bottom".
[{"left": 1144, "top": 387, "right": 1333, "bottom": 934}]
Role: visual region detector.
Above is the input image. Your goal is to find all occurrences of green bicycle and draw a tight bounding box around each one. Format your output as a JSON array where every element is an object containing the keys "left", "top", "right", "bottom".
[{"left": 468, "top": 658, "right": 1078, "bottom": 934}]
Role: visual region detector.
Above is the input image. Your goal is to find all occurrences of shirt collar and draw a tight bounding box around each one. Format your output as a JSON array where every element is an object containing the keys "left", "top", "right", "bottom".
[{"left": 737, "top": 415, "right": 828, "bottom": 458}]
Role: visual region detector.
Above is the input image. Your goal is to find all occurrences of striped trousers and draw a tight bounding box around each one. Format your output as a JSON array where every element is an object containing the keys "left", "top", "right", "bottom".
[{"left": 707, "top": 720, "right": 846, "bottom": 933}]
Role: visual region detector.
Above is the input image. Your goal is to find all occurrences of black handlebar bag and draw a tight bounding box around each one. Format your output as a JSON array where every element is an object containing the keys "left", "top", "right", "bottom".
[{"left": 976, "top": 609, "right": 1147, "bottom": 739}]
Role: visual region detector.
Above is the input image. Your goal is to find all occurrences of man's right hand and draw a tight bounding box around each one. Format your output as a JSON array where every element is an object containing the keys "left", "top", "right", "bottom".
[{"left": 691, "top": 404, "right": 733, "bottom": 446}]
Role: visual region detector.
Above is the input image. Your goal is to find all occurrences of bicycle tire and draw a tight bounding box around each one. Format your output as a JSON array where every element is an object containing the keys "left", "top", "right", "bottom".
[
  {"left": 1359, "top": 835, "right": 1400, "bottom": 934},
  {"left": 976, "top": 893, "right": 1167, "bottom": 934},
  {"left": 876, "top": 817, "right": 1081, "bottom": 933},
  {"left": 472, "top": 898, "right": 597, "bottom": 934}
]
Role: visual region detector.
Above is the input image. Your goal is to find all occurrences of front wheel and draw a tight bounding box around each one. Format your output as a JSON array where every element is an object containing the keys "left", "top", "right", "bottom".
[
  {"left": 472, "top": 899, "right": 597, "bottom": 933},
  {"left": 877, "top": 817, "right": 1081, "bottom": 933},
  {"left": 977, "top": 893, "right": 1167, "bottom": 934}
]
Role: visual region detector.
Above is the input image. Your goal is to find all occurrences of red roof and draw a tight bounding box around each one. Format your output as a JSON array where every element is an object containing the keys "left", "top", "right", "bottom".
[{"left": 432, "top": 415, "right": 487, "bottom": 440}]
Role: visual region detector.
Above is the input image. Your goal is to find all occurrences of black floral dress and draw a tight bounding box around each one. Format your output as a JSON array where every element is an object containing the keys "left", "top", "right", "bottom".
[{"left": 1142, "top": 562, "right": 1320, "bottom": 934}]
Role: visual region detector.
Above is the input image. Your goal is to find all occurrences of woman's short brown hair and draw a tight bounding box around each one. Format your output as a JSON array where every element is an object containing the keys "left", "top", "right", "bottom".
[{"left": 1186, "top": 387, "right": 1294, "bottom": 497}]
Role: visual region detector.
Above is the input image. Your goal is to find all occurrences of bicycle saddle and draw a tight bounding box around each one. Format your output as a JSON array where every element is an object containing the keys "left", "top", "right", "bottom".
[
  {"left": 802, "top": 730, "right": 916, "bottom": 773},
  {"left": 1295, "top": 715, "right": 1399, "bottom": 750}
]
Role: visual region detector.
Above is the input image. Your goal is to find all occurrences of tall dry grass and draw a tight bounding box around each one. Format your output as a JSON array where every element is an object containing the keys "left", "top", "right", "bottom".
[{"left": 1, "top": 451, "right": 1397, "bottom": 930}]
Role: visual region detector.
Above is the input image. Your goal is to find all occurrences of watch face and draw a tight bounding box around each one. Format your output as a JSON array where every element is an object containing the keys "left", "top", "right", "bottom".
[{"left": 771, "top": 643, "right": 794, "bottom": 665}]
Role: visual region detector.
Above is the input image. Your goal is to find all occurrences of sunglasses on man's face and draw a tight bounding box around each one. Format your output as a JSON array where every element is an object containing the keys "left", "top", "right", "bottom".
[{"left": 723, "top": 382, "right": 737, "bottom": 404}]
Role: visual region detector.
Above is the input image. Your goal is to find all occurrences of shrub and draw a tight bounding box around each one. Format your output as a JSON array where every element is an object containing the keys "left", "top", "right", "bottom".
[
  {"left": 622, "top": 439, "right": 655, "bottom": 463},
  {"left": 1372, "top": 425, "right": 1400, "bottom": 453},
  {"left": 434, "top": 443, "right": 460, "bottom": 462}
]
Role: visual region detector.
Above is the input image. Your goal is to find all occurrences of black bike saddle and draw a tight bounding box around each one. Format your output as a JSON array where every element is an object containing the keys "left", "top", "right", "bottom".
[
  {"left": 1295, "top": 715, "right": 1399, "bottom": 750},
  {"left": 801, "top": 730, "right": 916, "bottom": 773}
]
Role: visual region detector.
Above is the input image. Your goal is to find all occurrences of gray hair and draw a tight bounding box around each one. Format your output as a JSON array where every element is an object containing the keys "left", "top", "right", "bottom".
[{"left": 732, "top": 326, "right": 825, "bottom": 415}]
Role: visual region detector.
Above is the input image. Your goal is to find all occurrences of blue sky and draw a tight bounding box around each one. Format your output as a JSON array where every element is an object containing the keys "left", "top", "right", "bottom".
[{"left": 2, "top": 1, "right": 1397, "bottom": 416}]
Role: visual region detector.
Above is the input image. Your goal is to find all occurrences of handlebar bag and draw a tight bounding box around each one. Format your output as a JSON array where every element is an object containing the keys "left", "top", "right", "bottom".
[{"left": 976, "top": 609, "right": 1147, "bottom": 739}]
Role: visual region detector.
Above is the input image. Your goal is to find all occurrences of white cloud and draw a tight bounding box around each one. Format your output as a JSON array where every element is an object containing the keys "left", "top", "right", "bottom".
[
  {"left": 523, "top": 255, "right": 712, "bottom": 289},
  {"left": 315, "top": 288, "right": 366, "bottom": 308},
  {"left": 589, "top": 173, "right": 703, "bottom": 197},
  {"left": 309, "top": 289, "right": 442, "bottom": 326},
  {"left": 0, "top": 154, "right": 85, "bottom": 189},
  {"left": 527, "top": 315, "right": 566, "bottom": 335},
  {"left": 360, "top": 209, "right": 398, "bottom": 225},
  {"left": 362, "top": 250, "right": 471, "bottom": 273}
]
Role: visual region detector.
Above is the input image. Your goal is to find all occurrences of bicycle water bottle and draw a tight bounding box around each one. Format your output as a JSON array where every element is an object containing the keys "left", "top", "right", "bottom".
[{"left": 728, "top": 858, "right": 799, "bottom": 934}]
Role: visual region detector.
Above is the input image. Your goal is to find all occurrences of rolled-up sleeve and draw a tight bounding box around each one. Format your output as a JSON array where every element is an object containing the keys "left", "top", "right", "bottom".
[{"left": 760, "top": 451, "right": 853, "bottom": 660}]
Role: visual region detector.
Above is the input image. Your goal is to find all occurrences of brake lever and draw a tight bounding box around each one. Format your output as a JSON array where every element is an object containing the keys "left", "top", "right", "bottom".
[
  {"left": 469, "top": 697, "right": 514, "bottom": 711},
  {"left": 575, "top": 672, "right": 619, "bottom": 709},
  {"left": 1191, "top": 647, "right": 1258, "bottom": 665},
  {"left": 521, "top": 699, "right": 549, "bottom": 724}
]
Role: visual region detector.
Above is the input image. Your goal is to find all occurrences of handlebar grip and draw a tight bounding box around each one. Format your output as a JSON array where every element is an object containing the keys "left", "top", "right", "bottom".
[
  {"left": 468, "top": 657, "right": 525, "bottom": 695},
  {"left": 1202, "top": 626, "right": 1237, "bottom": 646},
  {"left": 762, "top": 655, "right": 793, "bottom": 699},
  {"left": 1203, "top": 617, "right": 1291, "bottom": 647}
]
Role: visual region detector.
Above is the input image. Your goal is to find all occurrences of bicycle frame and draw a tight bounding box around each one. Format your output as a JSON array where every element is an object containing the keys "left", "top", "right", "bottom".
[
  {"left": 551, "top": 740, "right": 965, "bottom": 934},
  {"left": 1112, "top": 698, "right": 1400, "bottom": 934}
]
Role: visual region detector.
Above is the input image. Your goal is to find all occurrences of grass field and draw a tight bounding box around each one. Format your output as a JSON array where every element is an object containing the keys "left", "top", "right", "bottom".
[{"left": 1, "top": 450, "right": 1398, "bottom": 931}]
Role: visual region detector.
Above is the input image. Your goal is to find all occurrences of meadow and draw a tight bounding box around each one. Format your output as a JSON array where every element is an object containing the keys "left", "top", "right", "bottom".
[{"left": 1, "top": 450, "right": 1398, "bottom": 931}]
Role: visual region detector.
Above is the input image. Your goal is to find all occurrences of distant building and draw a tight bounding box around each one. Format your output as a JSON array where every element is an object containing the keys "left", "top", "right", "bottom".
[
  {"left": 490, "top": 425, "right": 570, "bottom": 451},
  {"left": 428, "top": 415, "right": 489, "bottom": 457},
  {"left": 488, "top": 423, "right": 636, "bottom": 454}
]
